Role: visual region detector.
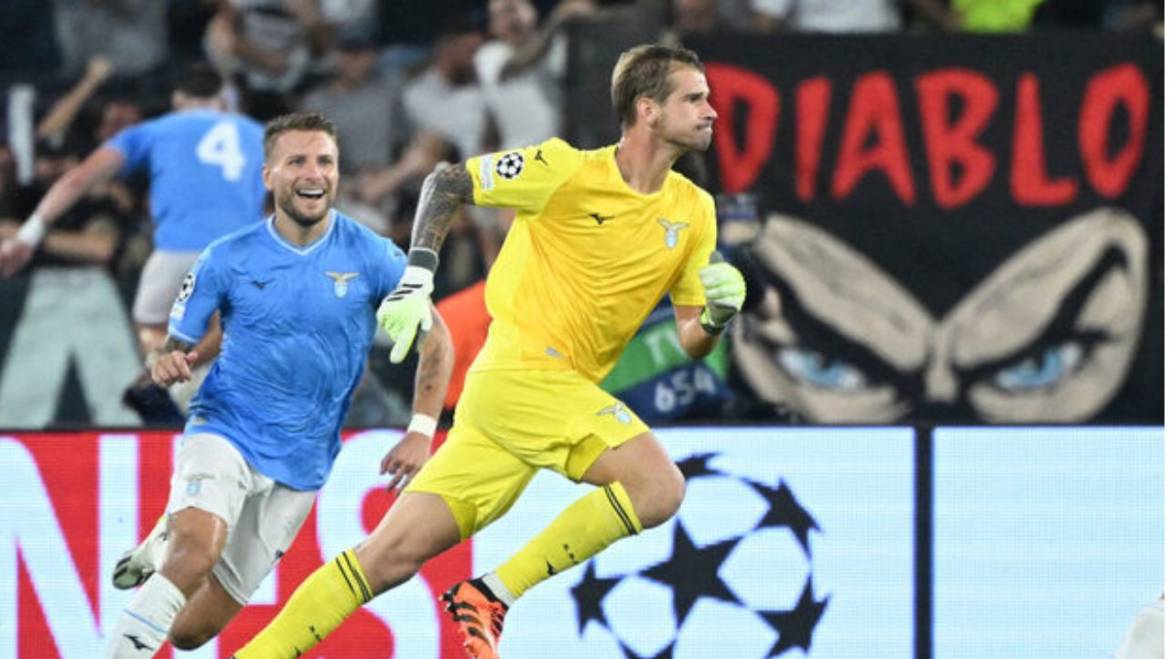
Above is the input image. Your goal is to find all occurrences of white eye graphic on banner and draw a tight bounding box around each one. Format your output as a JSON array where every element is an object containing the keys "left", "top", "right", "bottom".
[{"left": 736, "top": 207, "right": 1147, "bottom": 424}]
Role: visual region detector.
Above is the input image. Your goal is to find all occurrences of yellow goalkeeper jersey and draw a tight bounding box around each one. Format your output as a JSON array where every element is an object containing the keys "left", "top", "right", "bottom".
[{"left": 464, "top": 137, "right": 716, "bottom": 383}]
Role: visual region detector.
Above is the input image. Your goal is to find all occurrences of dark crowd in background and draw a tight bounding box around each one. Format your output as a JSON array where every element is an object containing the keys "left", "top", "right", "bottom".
[{"left": 0, "top": 0, "right": 1162, "bottom": 429}]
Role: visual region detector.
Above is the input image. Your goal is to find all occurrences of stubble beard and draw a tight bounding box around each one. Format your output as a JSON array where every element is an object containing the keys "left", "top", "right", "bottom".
[{"left": 278, "top": 189, "right": 331, "bottom": 228}]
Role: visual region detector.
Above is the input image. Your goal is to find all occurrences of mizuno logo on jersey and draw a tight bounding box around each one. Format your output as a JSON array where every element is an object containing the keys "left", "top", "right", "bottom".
[
  {"left": 589, "top": 212, "right": 615, "bottom": 225},
  {"left": 658, "top": 219, "right": 689, "bottom": 249},
  {"left": 325, "top": 271, "right": 359, "bottom": 298},
  {"left": 250, "top": 278, "right": 273, "bottom": 290},
  {"left": 123, "top": 634, "right": 154, "bottom": 652},
  {"left": 534, "top": 149, "right": 549, "bottom": 166}
]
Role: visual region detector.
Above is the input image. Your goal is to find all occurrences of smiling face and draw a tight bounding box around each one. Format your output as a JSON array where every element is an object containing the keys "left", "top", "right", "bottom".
[{"left": 263, "top": 129, "right": 339, "bottom": 228}]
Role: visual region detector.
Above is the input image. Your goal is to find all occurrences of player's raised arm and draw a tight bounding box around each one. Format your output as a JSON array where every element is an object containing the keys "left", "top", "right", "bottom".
[
  {"left": 0, "top": 146, "right": 124, "bottom": 276},
  {"left": 411, "top": 163, "right": 476, "bottom": 254},
  {"left": 673, "top": 250, "right": 747, "bottom": 359},
  {"left": 377, "top": 163, "right": 474, "bottom": 363}
]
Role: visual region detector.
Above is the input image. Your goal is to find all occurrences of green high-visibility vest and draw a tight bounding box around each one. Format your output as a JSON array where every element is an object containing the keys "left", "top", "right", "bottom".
[{"left": 954, "top": 0, "right": 1045, "bottom": 31}]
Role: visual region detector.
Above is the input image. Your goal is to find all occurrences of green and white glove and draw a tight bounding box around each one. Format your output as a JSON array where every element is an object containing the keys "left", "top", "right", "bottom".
[
  {"left": 378, "top": 250, "right": 438, "bottom": 363},
  {"left": 699, "top": 252, "right": 746, "bottom": 334}
]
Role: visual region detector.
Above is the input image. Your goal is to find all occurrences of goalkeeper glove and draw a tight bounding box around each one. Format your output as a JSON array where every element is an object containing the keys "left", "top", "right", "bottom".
[
  {"left": 378, "top": 249, "right": 438, "bottom": 363},
  {"left": 699, "top": 252, "right": 745, "bottom": 333}
]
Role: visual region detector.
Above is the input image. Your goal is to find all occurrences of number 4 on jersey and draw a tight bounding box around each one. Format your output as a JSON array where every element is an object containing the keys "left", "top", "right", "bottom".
[{"left": 196, "top": 121, "right": 246, "bottom": 181}]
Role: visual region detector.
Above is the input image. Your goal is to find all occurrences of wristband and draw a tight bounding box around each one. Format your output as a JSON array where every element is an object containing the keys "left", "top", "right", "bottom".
[
  {"left": 16, "top": 213, "right": 46, "bottom": 246},
  {"left": 406, "top": 248, "right": 439, "bottom": 272},
  {"left": 407, "top": 413, "right": 438, "bottom": 438},
  {"left": 699, "top": 308, "right": 728, "bottom": 336}
]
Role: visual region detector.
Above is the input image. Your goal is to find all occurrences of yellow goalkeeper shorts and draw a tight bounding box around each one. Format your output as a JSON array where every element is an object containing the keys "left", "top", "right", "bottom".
[{"left": 405, "top": 368, "right": 649, "bottom": 538}]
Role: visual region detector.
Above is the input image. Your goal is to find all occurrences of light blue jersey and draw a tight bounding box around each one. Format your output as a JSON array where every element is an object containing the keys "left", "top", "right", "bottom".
[
  {"left": 168, "top": 211, "right": 406, "bottom": 489},
  {"left": 108, "top": 109, "right": 267, "bottom": 251}
]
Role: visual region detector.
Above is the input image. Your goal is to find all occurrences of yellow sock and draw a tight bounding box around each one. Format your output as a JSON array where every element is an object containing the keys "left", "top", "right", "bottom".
[
  {"left": 495, "top": 482, "right": 642, "bottom": 601},
  {"left": 234, "top": 549, "right": 372, "bottom": 658}
]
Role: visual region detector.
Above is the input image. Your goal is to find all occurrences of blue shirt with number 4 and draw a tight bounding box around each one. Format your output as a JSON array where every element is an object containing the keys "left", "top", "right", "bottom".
[
  {"left": 168, "top": 211, "right": 406, "bottom": 489},
  {"left": 107, "top": 108, "right": 267, "bottom": 251}
]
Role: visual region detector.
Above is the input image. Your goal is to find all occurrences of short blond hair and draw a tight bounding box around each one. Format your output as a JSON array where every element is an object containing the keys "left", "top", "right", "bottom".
[{"left": 611, "top": 44, "right": 704, "bottom": 128}]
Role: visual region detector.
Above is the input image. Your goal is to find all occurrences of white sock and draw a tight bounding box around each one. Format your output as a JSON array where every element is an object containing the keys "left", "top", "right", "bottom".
[
  {"left": 480, "top": 572, "right": 517, "bottom": 608},
  {"left": 106, "top": 574, "right": 186, "bottom": 658}
]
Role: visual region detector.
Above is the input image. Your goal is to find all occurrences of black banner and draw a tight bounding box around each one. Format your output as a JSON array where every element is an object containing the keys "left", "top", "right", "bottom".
[{"left": 566, "top": 31, "right": 1162, "bottom": 423}]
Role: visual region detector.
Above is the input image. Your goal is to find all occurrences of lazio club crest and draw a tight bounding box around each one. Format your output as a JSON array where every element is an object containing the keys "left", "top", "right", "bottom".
[
  {"left": 325, "top": 271, "right": 358, "bottom": 298},
  {"left": 597, "top": 402, "right": 633, "bottom": 424},
  {"left": 658, "top": 219, "right": 688, "bottom": 249}
]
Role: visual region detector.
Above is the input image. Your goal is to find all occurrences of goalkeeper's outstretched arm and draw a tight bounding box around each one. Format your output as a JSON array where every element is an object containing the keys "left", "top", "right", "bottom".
[
  {"left": 410, "top": 162, "right": 476, "bottom": 256},
  {"left": 378, "top": 163, "right": 475, "bottom": 364}
]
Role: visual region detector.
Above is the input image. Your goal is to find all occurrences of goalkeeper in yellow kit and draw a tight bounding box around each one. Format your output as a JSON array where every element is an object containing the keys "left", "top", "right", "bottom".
[{"left": 233, "top": 43, "right": 746, "bottom": 659}]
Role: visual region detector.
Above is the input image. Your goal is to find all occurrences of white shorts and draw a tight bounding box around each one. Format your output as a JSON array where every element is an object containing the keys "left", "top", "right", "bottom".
[
  {"left": 133, "top": 250, "right": 201, "bottom": 325},
  {"left": 167, "top": 433, "right": 316, "bottom": 605},
  {"left": 1115, "top": 597, "right": 1164, "bottom": 659}
]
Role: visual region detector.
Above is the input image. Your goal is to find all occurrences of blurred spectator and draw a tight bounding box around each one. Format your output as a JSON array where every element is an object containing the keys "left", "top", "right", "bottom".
[
  {"left": 485, "top": 1, "right": 603, "bottom": 148},
  {"left": 93, "top": 98, "right": 147, "bottom": 146},
  {"left": 16, "top": 60, "right": 147, "bottom": 276},
  {"left": 52, "top": 0, "right": 169, "bottom": 80},
  {"left": 204, "top": 0, "right": 327, "bottom": 117},
  {"left": 476, "top": 0, "right": 580, "bottom": 149},
  {"left": 750, "top": 0, "right": 904, "bottom": 31},
  {"left": 401, "top": 16, "right": 488, "bottom": 162},
  {"left": 749, "top": 0, "right": 966, "bottom": 31},
  {"left": 31, "top": 57, "right": 148, "bottom": 160},
  {"left": 299, "top": 34, "right": 404, "bottom": 175},
  {"left": 34, "top": 57, "right": 115, "bottom": 149},
  {"left": 2, "top": 141, "right": 133, "bottom": 271},
  {"left": 318, "top": 0, "right": 381, "bottom": 43},
  {"left": 0, "top": 137, "right": 143, "bottom": 428},
  {"left": 947, "top": 0, "right": 1046, "bottom": 31},
  {"left": 672, "top": 0, "right": 727, "bottom": 35},
  {"left": 350, "top": 131, "right": 456, "bottom": 220}
]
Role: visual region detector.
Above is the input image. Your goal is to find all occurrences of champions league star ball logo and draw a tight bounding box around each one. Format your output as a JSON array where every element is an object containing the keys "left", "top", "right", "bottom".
[{"left": 570, "top": 453, "right": 829, "bottom": 658}]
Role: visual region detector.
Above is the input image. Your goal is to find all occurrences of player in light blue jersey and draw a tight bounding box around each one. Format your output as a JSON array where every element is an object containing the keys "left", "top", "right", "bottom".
[
  {"left": 0, "top": 64, "right": 268, "bottom": 422},
  {"left": 103, "top": 112, "right": 454, "bottom": 658}
]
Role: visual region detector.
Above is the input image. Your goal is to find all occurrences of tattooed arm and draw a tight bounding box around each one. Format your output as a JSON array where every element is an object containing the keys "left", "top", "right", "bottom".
[
  {"left": 409, "top": 162, "right": 475, "bottom": 258},
  {"left": 379, "top": 303, "right": 454, "bottom": 490},
  {"left": 379, "top": 163, "right": 473, "bottom": 364},
  {"left": 411, "top": 305, "right": 454, "bottom": 420}
]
